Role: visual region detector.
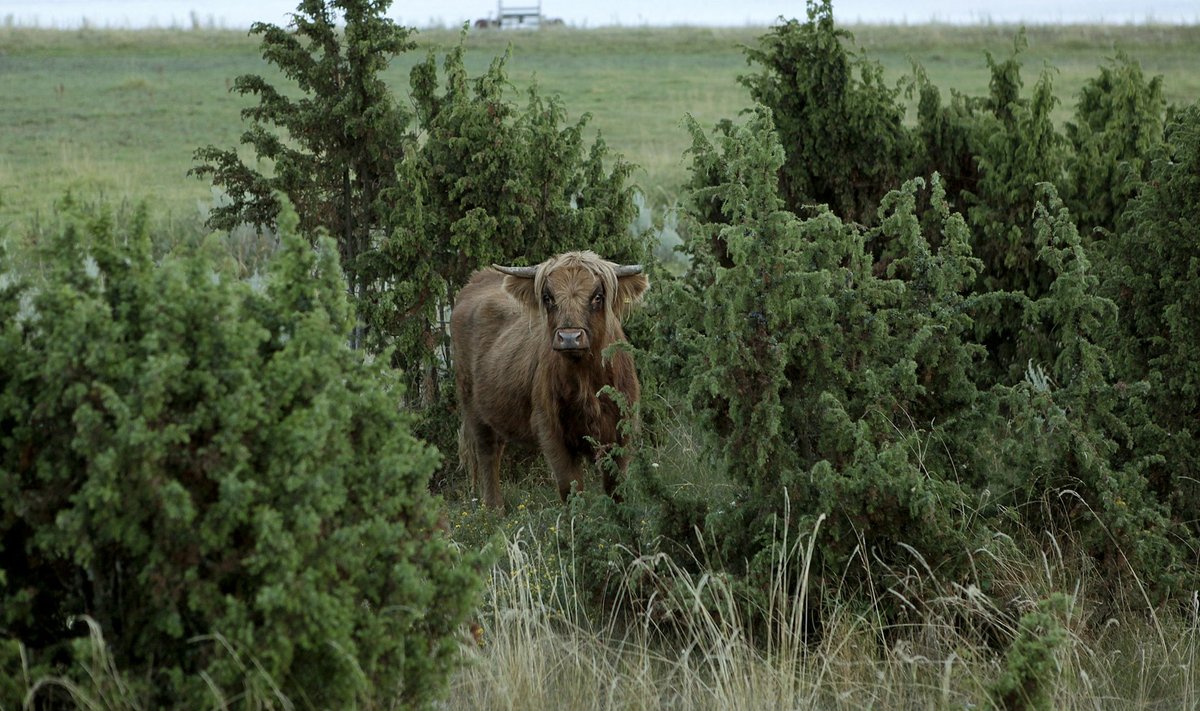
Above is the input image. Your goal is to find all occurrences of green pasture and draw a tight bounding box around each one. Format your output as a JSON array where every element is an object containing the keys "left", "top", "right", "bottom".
[{"left": 1, "top": 23, "right": 1199, "bottom": 226}]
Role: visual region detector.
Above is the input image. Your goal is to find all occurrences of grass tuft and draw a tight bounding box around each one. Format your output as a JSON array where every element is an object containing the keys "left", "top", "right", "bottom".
[{"left": 447, "top": 511, "right": 1200, "bottom": 709}]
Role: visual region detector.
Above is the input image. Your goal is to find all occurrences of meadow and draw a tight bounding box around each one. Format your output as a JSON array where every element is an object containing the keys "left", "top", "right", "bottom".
[{"left": 2, "top": 23, "right": 1200, "bottom": 225}]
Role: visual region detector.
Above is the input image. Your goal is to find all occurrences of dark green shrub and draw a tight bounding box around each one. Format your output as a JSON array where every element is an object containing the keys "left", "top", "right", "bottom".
[
  {"left": 1066, "top": 53, "right": 1166, "bottom": 236},
  {"left": 965, "top": 36, "right": 1069, "bottom": 302},
  {"left": 1104, "top": 102, "right": 1200, "bottom": 537},
  {"left": 910, "top": 67, "right": 985, "bottom": 225},
  {"left": 640, "top": 99, "right": 1196, "bottom": 625},
  {"left": 743, "top": 17, "right": 1085, "bottom": 384},
  {"left": 407, "top": 42, "right": 643, "bottom": 280},
  {"left": 0, "top": 201, "right": 480, "bottom": 708},
  {"left": 910, "top": 31, "right": 1079, "bottom": 382},
  {"left": 740, "top": 0, "right": 915, "bottom": 225},
  {"left": 644, "top": 108, "right": 986, "bottom": 612},
  {"left": 989, "top": 594, "right": 1069, "bottom": 711},
  {"left": 961, "top": 188, "right": 1192, "bottom": 597}
]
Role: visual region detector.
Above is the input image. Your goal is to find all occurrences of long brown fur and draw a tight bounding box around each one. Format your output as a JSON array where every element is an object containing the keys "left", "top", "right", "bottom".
[{"left": 451, "top": 251, "right": 650, "bottom": 509}]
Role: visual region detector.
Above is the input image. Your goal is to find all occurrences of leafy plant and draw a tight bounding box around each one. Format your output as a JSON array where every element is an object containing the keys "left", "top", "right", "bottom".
[
  {"left": 1104, "top": 102, "right": 1200, "bottom": 538},
  {"left": 644, "top": 108, "right": 988, "bottom": 616},
  {"left": 740, "top": 0, "right": 915, "bottom": 225},
  {"left": 0, "top": 200, "right": 480, "bottom": 708},
  {"left": 1066, "top": 53, "right": 1166, "bottom": 237},
  {"left": 990, "top": 594, "right": 1069, "bottom": 711}
]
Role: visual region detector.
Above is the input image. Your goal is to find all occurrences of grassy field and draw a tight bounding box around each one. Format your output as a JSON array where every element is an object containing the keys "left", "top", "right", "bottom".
[{"left": 2, "top": 23, "right": 1199, "bottom": 227}]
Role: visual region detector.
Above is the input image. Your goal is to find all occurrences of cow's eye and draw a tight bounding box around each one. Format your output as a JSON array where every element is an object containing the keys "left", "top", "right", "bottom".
[
  {"left": 591, "top": 292, "right": 604, "bottom": 309},
  {"left": 542, "top": 291, "right": 555, "bottom": 309}
]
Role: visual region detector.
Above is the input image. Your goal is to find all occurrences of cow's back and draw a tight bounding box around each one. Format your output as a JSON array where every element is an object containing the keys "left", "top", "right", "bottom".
[
  {"left": 451, "top": 270, "right": 539, "bottom": 444},
  {"left": 452, "top": 270, "right": 518, "bottom": 359}
]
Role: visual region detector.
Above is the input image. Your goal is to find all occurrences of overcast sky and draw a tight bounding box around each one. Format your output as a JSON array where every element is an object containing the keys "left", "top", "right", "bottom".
[{"left": 3, "top": 1, "right": 1197, "bottom": 28}]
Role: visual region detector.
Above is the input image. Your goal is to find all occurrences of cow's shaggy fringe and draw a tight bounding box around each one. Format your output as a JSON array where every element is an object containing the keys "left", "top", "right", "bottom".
[
  {"left": 531, "top": 252, "right": 616, "bottom": 319},
  {"left": 446, "top": 513, "right": 1200, "bottom": 710}
]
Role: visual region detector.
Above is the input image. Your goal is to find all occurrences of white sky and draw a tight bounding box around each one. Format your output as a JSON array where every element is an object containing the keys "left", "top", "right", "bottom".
[{"left": 2, "top": 1, "right": 1197, "bottom": 29}]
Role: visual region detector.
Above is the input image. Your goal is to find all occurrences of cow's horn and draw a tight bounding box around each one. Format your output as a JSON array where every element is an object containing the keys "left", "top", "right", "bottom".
[
  {"left": 613, "top": 264, "right": 643, "bottom": 277},
  {"left": 492, "top": 264, "right": 538, "bottom": 279}
]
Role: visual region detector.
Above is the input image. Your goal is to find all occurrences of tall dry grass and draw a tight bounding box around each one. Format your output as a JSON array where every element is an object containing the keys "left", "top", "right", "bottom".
[{"left": 446, "top": 513, "right": 1200, "bottom": 710}]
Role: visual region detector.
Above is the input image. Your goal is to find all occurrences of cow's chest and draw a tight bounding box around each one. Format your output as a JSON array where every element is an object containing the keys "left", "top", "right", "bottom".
[{"left": 556, "top": 389, "right": 620, "bottom": 456}]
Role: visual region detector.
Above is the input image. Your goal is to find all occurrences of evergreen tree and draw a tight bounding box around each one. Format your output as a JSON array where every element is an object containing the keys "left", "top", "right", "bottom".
[
  {"left": 190, "top": 0, "right": 416, "bottom": 319},
  {"left": 1106, "top": 103, "right": 1200, "bottom": 537},
  {"left": 1066, "top": 53, "right": 1166, "bottom": 236},
  {"left": 740, "top": 0, "right": 915, "bottom": 225}
]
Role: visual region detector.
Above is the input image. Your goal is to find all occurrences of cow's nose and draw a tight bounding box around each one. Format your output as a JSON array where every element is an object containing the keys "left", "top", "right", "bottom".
[{"left": 553, "top": 328, "right": 588, "bottom": 351}]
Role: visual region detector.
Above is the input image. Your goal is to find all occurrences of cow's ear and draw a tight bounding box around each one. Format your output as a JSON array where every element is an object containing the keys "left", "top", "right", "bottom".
[
  {"left": 501, "top": 274, "right": 538, "bottom": 310},
  {"left": 615, "top": 272, "right": 649, "bottom": 316}
]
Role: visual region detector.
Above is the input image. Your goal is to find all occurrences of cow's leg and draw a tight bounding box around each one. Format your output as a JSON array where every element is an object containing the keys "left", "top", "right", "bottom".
[
  {"left": 482, "top": 437, "right": 506, "bottom": 510},
  {"left": 541, "top": 436, "right": 585, "bottom": 501},
  {"left": 462, "top": 418, "right": 506, "bottom": 510}
]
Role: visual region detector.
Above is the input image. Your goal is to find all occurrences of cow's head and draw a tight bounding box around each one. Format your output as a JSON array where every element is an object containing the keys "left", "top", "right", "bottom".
[{"left": 494, "top": 251, "right": 649, "bottom": 356}]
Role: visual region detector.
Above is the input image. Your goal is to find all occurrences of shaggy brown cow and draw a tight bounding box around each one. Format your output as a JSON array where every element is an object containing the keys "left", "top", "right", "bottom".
[{"left": 451, "top": 251, "right": 650, "bottom": 509}]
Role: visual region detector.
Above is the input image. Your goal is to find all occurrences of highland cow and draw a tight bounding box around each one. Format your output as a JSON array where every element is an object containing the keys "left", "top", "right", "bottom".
[{"left": 451, "top": 251, "right": 649, "bottom": 509}]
